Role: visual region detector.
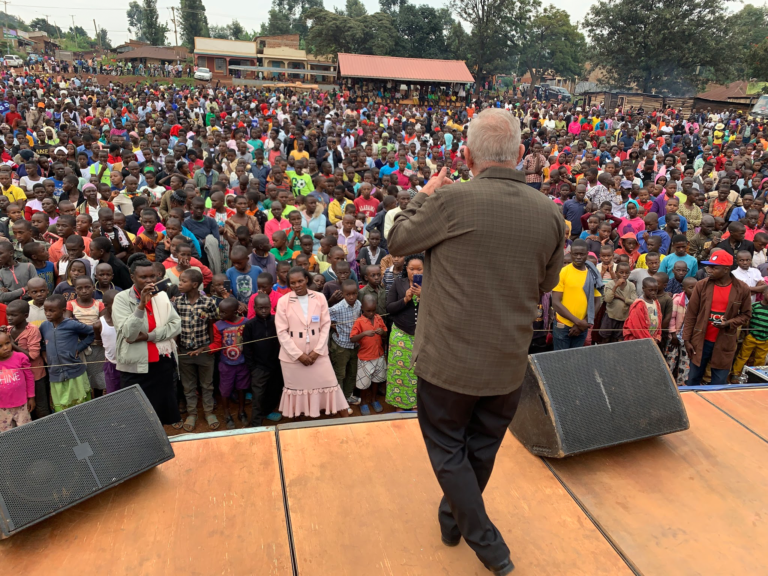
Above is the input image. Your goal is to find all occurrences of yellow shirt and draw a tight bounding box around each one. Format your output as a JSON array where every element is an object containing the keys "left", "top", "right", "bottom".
[
  {"left": 266, "top": 205, "right": 298, "bottom": 220},
  {"left": 635, "top": 253, "right": 665, "bottom": 269},
  {"left": 553, "top": 264, "right": 601, "bottom": 327},
  {"left": 289, "top": 150, "right": 309, "bottom": 162},
  {"left": 328, "top": 199, "right": 346, "bottom": 225},
  {"left": 2, "top": 184, "right": 27, "bottom": 203}
]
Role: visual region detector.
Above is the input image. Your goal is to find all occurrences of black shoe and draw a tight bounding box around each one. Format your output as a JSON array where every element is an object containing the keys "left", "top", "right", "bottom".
[
  {"left": 441, "top": 534, "right": 461, "bottom": 547},
  {"left": 484, "top": 557, "right": 515, "bottom": 575}
]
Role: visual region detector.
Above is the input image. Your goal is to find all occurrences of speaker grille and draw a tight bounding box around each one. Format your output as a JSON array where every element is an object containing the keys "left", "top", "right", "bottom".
[
  {"left": 0, "top": 386, "right": 174, "bottom": 536},
  {"left": 65, "top": 389, "right": 172, "bottom": 486},
  {"left": 0, "top": 415, "right": 96, "bottom": 530},
  {"left": 530, "top": 340, "right": 688, "bottom": 455}
]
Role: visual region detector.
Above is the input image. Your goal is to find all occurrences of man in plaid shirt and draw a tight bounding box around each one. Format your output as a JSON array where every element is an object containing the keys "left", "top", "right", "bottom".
[{"left": 174, "top": 268, "right": 220, "bottom": 430}]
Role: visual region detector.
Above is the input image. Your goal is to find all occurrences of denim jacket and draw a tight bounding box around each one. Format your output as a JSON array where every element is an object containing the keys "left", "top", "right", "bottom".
[{"left": 40, "top": 318, "right": 95, "bottom": 383}]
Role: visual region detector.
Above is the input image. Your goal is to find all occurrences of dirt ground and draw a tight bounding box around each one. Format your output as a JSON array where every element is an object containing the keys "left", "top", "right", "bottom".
[{"left": 163, "top": 385, "right": 399, "bottom": 436}]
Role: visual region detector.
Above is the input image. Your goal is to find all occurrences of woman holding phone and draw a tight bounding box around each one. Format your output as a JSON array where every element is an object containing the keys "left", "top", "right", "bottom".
[
  {"left": 112, "top": 254, "right": 183, "bottom": 427},
  {"left": 385, "top": 253, "right": 424, "bottom": 411}
]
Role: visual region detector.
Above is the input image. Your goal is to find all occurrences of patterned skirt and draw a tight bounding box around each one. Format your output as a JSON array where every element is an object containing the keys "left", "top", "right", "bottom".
[
  {"left": 386, "top": 326, "right": 417, "bottom": 409},
  {"left": 51, "top": 373, "right": 92, "bottom": 412}
]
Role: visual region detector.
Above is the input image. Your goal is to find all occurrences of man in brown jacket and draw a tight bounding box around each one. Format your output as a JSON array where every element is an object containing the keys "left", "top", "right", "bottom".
[
  {"left": 388, "top": 108, "right": 564, "bottom": 575},
  {"left": 683, "top": 249, "right": 752, "bottom": 385}
]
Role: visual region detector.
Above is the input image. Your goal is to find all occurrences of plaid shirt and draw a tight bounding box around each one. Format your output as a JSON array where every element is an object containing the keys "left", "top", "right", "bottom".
[
  {"left": 173, "top": 293, "right": 219, "bottom": 350},
  {"left": 329, "top": 299, "right": 361, "bottom": 349}
]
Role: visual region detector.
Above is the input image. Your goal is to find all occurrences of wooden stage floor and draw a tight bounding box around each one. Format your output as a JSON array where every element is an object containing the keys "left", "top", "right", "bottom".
[{"left": 1, "top": 389, "right": 767, "bottom": 575}]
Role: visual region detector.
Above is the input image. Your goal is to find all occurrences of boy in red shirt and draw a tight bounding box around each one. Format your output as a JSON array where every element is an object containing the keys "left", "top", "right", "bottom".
[
  {"left": 353, "top": 182, "right": 380, "bottom": 221},
  {"left": 349, "top": 293, "right": 387, "bottom": 415}
]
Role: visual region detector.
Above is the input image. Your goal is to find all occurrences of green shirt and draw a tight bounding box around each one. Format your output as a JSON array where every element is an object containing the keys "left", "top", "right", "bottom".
[
  {"left": 289, "top": 172, "right": 315, "bottom": 197},
  {"left": 287, "top": 227, "right": 314, "bottom": 251},
  {"left": 270, "top": 247, "right": 294, "bottom": 262},
  {"left": 750, "top": 301, "right": 768, "bottom": 341}
]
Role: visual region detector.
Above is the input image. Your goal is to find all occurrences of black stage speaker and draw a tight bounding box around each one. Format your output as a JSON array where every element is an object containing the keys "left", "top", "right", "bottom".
[
  {"left": 0, "top": 385, "right": 174, "bottom": 537},
  {"left": 510, "top": 339, "right": 689, "bottom": 458}
]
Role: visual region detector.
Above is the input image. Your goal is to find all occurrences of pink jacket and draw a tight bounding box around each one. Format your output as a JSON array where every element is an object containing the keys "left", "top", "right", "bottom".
[
  {"left": 274, "top": 291, "right": 331, "bottom": 363},
  {"left": 668, "top": 291, "right": 688, "bottom": 336}
]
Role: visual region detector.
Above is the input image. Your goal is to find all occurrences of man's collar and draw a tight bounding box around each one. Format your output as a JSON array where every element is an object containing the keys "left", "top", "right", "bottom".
[{"left": 475, "top": 166, "right": 526, "bottom": 182}]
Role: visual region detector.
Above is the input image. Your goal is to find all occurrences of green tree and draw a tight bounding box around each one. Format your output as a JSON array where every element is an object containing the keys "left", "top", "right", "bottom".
[
  {"left": 127, "top": 1, "right": 146, "bottom": 41},
  {"left": 30, "top": 18, "right": 62, "bottom": 38},
  {"left": 445, "top": 21, "right": 470, "bottom": 62},
  {"left": 179, "top": 0, "right": 209, "bottom": 50},
  {"left": 449, "top": 0, "right": 538, "bottom": 86},
  {"left": 305, "top": 8, "right": 397, "bottom": 56},
  {"left": 518, "top": 7, "right": 585, "bottom": 96},
  {"left": 584, "top": 0, "right": 732, "bottom": 94},
  {"left": 748, "top": 39, "right": 768, "bottom": 81},
  {"left": 260, "top": 0, "right": 324, "bottom": 39},
  {"left": 142, "top": 0, "right": 169, "bottom": 46},
  {"left": 344, "top": 0, "right": 368, "bottom": 18},
  {"left": 228, "top": 19, "right": 248, "bottom": 40},
  {"left": 727, "top": 4, "right": 768, "bottom": 80},
  {"left": 382, "top": 1, "right": 453, "bottom": 59},
  {"left": 97, "top": 28, "right": 113, "bottom": 50},
  {"left": 209, "top": 25, "right": 229, "bottom": 39}
]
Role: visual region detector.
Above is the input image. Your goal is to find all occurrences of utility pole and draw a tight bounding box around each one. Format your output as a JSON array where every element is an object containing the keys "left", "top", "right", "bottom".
[
  {"left": 2, "top": 1, "right": 9, "bottom": 54},
  {"left": 170, "top": 6, "right": 179, "bottom": 56},
  {"left": 93, "top": 19, "right": 101, "bottom": 50},
  {"left": 70, "top": 15, "right": 76, "bottom": 42}
]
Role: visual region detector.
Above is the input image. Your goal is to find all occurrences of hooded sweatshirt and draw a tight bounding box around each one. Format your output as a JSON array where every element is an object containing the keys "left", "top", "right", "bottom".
[{"left": 0, "top": 260, "right": 36, "bottom": 302}]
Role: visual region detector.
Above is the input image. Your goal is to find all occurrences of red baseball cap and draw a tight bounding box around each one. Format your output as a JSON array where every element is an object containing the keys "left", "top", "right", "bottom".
[{"left": 701, "top": 251, "right": 733, "bottom": 267}]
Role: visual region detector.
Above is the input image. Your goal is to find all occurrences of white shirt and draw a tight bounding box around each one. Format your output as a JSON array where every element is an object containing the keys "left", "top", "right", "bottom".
[
  {"left": 101, "top": 316, "right": 117, "bottom": 362},
  {"left": 297, "top": 293, "right": 309, "bottom": 319},
  {"left": 733, "top": 267, "right": 764, "bottom": 302}
]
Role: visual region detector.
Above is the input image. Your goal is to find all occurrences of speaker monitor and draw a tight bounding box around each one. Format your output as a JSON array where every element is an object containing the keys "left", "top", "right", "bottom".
[
  {"left": 0, "top": 385, "right": 174, "bottom": 537},
  {"left": 510, "top": 339, "right": 689, "bottom": 458}
]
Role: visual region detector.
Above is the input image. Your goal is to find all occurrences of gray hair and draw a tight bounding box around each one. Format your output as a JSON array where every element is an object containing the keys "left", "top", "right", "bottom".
[{"left": 467, "top": 108, "right": 522, "bottom": 165}]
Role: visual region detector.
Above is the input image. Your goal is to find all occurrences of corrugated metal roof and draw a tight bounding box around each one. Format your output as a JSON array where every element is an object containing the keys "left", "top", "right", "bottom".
[
  {"left": 697, "top": 81, "right": 750, "bottom": 101},
  {"left": 337, "top": 53, "right": 474, "bottom": 83},
  {"left": 114, "top": 46, "right": 183, "bottom": 61},
  {"left": 194, "top": 37, "right": 258, "bottom": 58}
]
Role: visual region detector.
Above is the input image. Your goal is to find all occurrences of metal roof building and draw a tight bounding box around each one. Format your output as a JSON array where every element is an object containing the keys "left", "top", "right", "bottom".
[{"left": 337, "top": 53, "right": 474, "bottom": 84}]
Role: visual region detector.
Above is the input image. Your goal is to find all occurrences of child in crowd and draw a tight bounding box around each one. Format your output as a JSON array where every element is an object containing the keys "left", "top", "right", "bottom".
[
  {"left": 659, "top": 234, "right": 697, "bottom": 278},
  {"left": 53, "top": 259, "right": 90, "bottom": 301},
  {"left": 93, "top": 263, "right": 120, "bottom": 299},
  {"left": 329, "top": 279, "right": 362, "bottom": 408},
  {"left": 600, "top": 262, "right": 636, "bottom": 343},
  {"left": 67, "top": 276, "right": 106, "bottom": 397},
  {"left": 175, "top": 268, "right": 220, "bottom": 431},
  {"left": 6, "top": 299, "right": 48, "bottom": 418},
  {"left": 40, "top": 294, "right": 95, "bottom": 412},
  {"left": 0, "top": 330, "right": 35, "bottom": 431},
  {"left": 26, "top": 277, "right": 48, "bottom": 327},
  {"left": 623, "top": 277, "right": 662, "bottom": 342},
  {"left": 732, "top": 284, "right": 768, "bottom": 380},
  {"left": 133, "top": 209, "right": 164, "bottom": 261},
  {"left": 271, "top": 261, "right": 292, "bottom": 298},
  {"left": 358, "top": 229, "right": 386, "bottom": 267},
  {"left": 665, "top": 262, "right": 689, "bottom": 295},
  {"left": 99, "top": 290, "right": 121, "bottom": 394},
  {"left": 211, "top": 298, "right": 250, "bottom": 429},
  {"left": 243, "top": 293, "right": 284, "bottom": 425},
  {"left": 286, "top": 210, "right": 313, "bottom": 252},
  {"left": 270, "top": 230, "right": 293, "bottom": 263},
  {"left": 349, "top": 293, "right": 388, "bottom": 415},
  {"left": 733, "top": 249, "right": 765, "bottom": 302},
  {"left": 23, "top": 241, "right": 56, "bottom": 294},
  {"left": 666, "top": 277, "right": 697, "bottom": 386},
  {"left": 292, "top": 235, "right": 319, "bottom": 273},
  {"left": 226, "top": 245, "right": 263, "bottom": 306}
]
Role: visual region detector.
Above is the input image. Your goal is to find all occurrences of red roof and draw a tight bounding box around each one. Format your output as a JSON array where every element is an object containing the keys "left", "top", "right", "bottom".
[{"left": 337, "top": 53, "right": 474, "bottom": 83}]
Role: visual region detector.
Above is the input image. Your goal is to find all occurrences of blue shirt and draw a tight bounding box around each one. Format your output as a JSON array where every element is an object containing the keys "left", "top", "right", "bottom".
[
  {"left": 562, "top": 199, "right": 588, "bottom": 236},
  {"left": 658, "top": 214, "right": 688, "bottom": 233},
  {"left": 35, "top": 261, "right": 56, "bottom": 294},
  {"left": 658, "top": 253, "right": 698, "bottom": 278},
  {"left": 226, "top": 264, "right": 263, "bottom": 304},
  {"left": 39, "top": 318, "right": 94, "bottom": 382},
  {"left": 180, "top": 226, "right": 202, "bottom": 259},
  {"left": 379, "top": 164, "right": 399, "bottom": 177},
  {"left": 729, "top": 207, "right": 747, "bottom": 222},
  {"left": 636, "top": 229, "right": 671, "bottom": 255}
]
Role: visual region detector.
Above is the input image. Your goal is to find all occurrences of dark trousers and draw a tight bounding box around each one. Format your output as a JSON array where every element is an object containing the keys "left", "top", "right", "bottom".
[
  {"left": 33, "top": 375, "right": 51, "bottom": 419},
  {"left": 417, "top": 378, "right": 522, "bottom": 567},
  {"left": 687, "top": 339, "right": 730, "bottom": 385},
  {"left": 249, "top": 365, "right": 284, "bottom": 426}
]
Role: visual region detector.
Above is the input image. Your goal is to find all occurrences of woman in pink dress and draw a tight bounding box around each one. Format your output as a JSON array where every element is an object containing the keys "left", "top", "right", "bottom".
[{"left": 276, "top": 267, "right": 349, "bottom": 418}]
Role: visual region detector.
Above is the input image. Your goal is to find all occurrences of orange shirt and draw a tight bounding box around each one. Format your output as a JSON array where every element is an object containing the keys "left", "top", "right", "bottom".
[{"left": 350, "top": 314, "right": 388, "bottom": 360}]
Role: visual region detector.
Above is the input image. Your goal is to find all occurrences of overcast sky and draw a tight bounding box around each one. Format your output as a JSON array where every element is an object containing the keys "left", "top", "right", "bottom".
[{"left": 12, "top": 0, "right": 593, "bottom": 47}]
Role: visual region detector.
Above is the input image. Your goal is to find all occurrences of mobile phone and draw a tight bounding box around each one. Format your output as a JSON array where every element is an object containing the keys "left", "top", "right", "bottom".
[
  {"left": 223, "top": 280, "right": 232, "bottom": 292},
  {"left": 152, "top": 278, "right": 171, "bottom": 294},
  {"left": 413, "top": 274, "right": 423, "bottom": 287},
  {"left": 712, "top": 319, "right": 723, "bottom": 327}
]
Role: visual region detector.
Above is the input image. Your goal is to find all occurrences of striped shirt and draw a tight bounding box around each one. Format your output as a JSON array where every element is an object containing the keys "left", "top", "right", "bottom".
[{"left": 749, "top": 302, "right": 768, "bottom": 341}]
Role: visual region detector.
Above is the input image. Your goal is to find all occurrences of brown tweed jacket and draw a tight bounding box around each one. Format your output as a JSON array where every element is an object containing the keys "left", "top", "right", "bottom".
[{"left": 387, "top": 167, "right": 565, "bottom": 396}]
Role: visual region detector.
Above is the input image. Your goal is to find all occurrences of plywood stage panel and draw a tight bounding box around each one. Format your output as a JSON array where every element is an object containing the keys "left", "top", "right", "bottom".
[
  {"left": 0, "top": 432, "right": 292, "bottom": 576},
  {"left": 550, "top": 392, "right": 768, "bottom": 576},
  {"left": 279, "top": 418, "right": 631, "bottom": 576},
  {"left": 698, "top": 388, "right": 768, "bottom": 440}
]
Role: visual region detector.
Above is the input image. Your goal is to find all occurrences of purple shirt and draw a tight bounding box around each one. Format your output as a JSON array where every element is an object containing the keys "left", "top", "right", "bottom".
[
  {"left": 650, "top": 192, "right": 675, "bottom": 218},
  {"left": 339, "top": 229, "right": 365, "bottom": 264}
]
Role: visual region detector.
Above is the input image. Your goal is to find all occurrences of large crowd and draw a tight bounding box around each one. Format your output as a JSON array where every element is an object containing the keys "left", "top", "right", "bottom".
[{"left": 0, "top": 65, "right": 764, "bottom": 434}]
